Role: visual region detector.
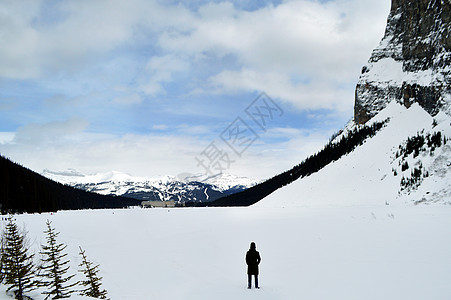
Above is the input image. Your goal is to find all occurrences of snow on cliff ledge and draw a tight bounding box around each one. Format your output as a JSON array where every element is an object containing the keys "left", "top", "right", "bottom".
[{"left": 354, "top": 0, "right": 451, "bottom": 124}]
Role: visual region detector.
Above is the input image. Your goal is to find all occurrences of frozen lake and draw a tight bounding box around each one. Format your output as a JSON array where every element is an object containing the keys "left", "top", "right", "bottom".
[{"left": 2, "top": 205, "right": 451, "bottom": 299}]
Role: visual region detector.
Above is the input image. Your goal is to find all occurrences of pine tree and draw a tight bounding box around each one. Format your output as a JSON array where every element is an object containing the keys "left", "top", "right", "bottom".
[
  {"left": 78, "top": 246, "right": 108, "bottom": 299},
  {"left": 39, "top": 220, "right": 77, "bottom": 299},
  {"left": 1, "top": 217, "right": 37, "bottom": 300},
  {"left": 0, "top": 232, "right": 6, "bottom": 284}
]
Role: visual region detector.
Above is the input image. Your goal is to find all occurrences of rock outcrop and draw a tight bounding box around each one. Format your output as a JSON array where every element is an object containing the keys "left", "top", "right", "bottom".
[{"left": 354, "top": 0, "right": 451, "bottom": 124}]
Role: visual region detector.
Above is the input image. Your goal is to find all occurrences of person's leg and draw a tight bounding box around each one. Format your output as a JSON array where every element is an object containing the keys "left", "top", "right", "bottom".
[
  {"left": 255, "top": 275, "right": 259, "bottom": 289},
  {"left": 248, "top": 275, "right": 252, "bottom": 288}
]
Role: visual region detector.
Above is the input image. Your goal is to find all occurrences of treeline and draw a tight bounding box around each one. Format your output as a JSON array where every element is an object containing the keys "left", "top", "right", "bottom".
[
  {"left": 190, "top": 120, "right": 388, "bottom": 207},
  {"left": 0, "top": 155, "right": 141, "bottom": 214}
]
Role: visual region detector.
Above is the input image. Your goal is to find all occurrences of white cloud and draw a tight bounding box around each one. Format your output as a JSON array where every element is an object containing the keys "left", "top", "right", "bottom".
[
  {"left": 141, "top": 54, "right": 190, "bottom": 96},
  {"left": 0, "top": 126, "right": 331, "bottom": 180},
  {"left": 153, "top": 0, "right": 390, "bottom": 109},
  {"left": 0, "top": 0, "right": 389, "bottom": 87},
  {"left": 1, "top": 114, "right": 331, "bottom": 180},
  {"left": 208, "top": 68, "right": 353, "bottom": 111},
  {"left": 13, "top": 117, "right": 90, "bottom": 145},
  {"left": 1, "top": 130, "right": 207, "bottom": 178},
  {"left": 0, "top": 132, "right": 15, "bottom": 145},
  {"left": 0, "top": 1, "right": 41, "bottom": 78},
  {"left": 157, "top": 0, "right": 389, "bottom": 75},
  {"left": 0, "top": 0, "right": 165, "bottom": 78},
  {"left": 219, "top": 126, "right": 333, "bottom": 179}
]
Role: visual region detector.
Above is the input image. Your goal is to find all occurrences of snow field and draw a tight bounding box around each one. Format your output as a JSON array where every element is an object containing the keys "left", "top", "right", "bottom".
[
  {"left": 257, "top": 102, "right": 451, "bottom": 208},
  {"left": 2, "top": 205, "right": 451, "bottom": 300}
]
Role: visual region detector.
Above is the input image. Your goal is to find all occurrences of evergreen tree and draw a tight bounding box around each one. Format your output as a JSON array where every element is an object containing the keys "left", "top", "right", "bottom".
[
  {"left": 401, "top": 161, "right": 409, "bottom": 171},
  {"left": 78, "top": 246, "right": 108, "bottom": 299},
  {"left": 39, "top": 220, "right": 77, "bottom": 299},
  {"left": 0, "top": 217, "right": 37, "bottom": 300},
  {"left": 0, "top": 232, "right": 5, "bottom": 283}
]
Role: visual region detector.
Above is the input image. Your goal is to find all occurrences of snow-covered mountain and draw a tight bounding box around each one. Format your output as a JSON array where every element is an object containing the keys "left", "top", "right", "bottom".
[
  {"left": 258, "top": 102, "right": 451, "bottom": 207},
  {"left": 258, "top": 0, "right": 451, "bottom": 207},
  {"left": 41, "top": 169, "right": 257, "bottom": 204},
  {"left": 355, "top": 0, "right": 450, "bottom": 124}
]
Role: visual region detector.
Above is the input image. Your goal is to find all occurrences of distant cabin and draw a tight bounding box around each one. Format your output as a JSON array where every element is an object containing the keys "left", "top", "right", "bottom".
[{"left": 141, "top": 200, "right": 176, "bottom": 208}]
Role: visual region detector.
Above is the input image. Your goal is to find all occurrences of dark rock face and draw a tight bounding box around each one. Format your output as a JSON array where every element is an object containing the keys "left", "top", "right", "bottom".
[{"left": 354, "top": 0, "right": 451, "bottom": 124}]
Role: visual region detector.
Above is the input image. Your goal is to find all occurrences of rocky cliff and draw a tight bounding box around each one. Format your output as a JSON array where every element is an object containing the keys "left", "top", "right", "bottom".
[{"left": 354, "top": 0, "right": 451, "bottom": 124}]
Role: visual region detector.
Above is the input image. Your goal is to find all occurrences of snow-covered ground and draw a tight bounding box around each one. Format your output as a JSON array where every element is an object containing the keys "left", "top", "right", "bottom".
[{"left": 1, "top": 205, "right": 451, "bottom": 300}]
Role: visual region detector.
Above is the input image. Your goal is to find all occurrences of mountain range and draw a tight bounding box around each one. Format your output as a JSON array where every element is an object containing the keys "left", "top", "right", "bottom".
[{"left": 41, "top": 169, "right": 258, "bottom": 204}]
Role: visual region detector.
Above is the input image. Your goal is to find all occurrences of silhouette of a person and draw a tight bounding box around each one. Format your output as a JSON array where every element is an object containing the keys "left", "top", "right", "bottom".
[{"left": 246, "top": 242, "right": 261, "bottom": 289}]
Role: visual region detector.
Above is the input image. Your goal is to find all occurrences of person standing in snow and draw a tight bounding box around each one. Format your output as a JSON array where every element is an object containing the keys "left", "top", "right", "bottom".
[{"left": 246, "top": 242, "right": 261, "bottom": 289}]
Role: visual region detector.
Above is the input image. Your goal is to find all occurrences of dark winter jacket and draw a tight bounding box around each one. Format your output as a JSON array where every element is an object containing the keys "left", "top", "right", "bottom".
[{"left": 246, "top": 245, "right": 261, "bottom": 275}]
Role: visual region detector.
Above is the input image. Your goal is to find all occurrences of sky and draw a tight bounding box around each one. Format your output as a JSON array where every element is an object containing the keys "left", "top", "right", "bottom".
[{"left": 0, "top": 0, "right": 391, "bottom": 180}]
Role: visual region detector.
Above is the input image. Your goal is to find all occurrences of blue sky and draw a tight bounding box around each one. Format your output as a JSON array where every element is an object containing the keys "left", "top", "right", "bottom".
[{"left": 0, "top": 0, "right": 390, "bottom": 179}]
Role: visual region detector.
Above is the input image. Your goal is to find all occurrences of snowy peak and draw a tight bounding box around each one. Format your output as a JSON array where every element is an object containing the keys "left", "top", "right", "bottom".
[
  {"left": 41, "top": 170, "right": 257, "bottom": 204},
  {"left": 355, "top": 0, "right": 451, "bottom": 124},
  {"left": 42, "top": 170, "right": 255, "bottom": 191},
  {"left": 177, "top": 172, "right": 258, "bottom": 191},
  {"left": 42, "top": 169, "right": 146, "bottom": 185}
]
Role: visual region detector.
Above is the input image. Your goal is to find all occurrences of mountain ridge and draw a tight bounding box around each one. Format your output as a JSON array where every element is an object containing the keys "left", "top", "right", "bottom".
[
  {"left": 41, "top": 169, "right": 258, "bottom": 203},
  {"left": 257, "top": 102, "right": 451, "bottom": 207}
]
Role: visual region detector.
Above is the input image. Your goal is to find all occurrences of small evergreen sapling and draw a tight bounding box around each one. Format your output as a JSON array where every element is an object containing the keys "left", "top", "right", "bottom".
[
  {"left": 78, "top": 246, "right": 108, "bottom": 299},
  {"left": 39, "top": 220, "right": 77, "bottom": 299},
  {"left": 0, "top": 217, "right": 37, "bottom": 300}
]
